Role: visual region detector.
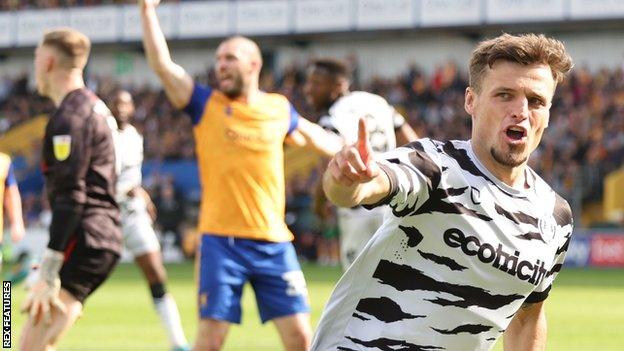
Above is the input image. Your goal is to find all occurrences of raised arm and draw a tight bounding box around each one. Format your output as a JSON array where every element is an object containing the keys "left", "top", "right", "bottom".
[
  {"left": 395, "top": 121, "right": 419, "bottom": 147},
  {"left": 393, "top": 110, "right": 418, "bottom": 146},
  {"left": 322, "top": 118, "right": 390, "bottom": 208},
  {"left": 139, "top": 0, "right": 193, "bottom": 109}
]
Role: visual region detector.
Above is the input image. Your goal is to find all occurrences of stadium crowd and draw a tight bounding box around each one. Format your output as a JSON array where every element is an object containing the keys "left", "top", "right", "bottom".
[{"left": 2, "top": 58, "right": 623, "bottom": 261}]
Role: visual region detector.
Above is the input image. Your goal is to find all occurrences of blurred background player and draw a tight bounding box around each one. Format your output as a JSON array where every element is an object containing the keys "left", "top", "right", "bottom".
[
  {"left": 110, "top": 89, "right": 190, "bottom": 351},
  {"left": 139, "top": 0, "right": 342, "bottom": 350},
  {"left": 304, "top": 58, "right": 418, "bottom": 270},
  {"left": 0, "top": 151, "right": 26, "bottom": 270},
  {"left": 154, "top": 180, "right": 186, "bottom": 254},
  {"left": 20, "top": 28, "right": 121, "bottom": 350}
]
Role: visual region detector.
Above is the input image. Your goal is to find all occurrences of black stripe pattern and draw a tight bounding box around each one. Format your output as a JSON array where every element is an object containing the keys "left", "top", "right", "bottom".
[
  {"left": 373, "top": 260, "right": 524, "bottom": 309},
  {"left": 431, "top": 324, "right": 493, "bottom": 335},
  {"left": 553, "top": 193, "right": 573, "bottom": 227},
  {"left": 495, "top": 203, "right": 538, "bottom": 226},
  {"left": 515, "top": 231, "right": 546, "bottom": 243},
  {"left": 414, "top": 187, "right": 492, "bottom": 221},
  {"left": 354, "top": 297, "right": 425, "bottom": 323},
  {"left": 417, "top": 250, "right": 468, "bottom": 271},
  {"left": 399, "top": 225, "right": 424, "bottom": 247},
  {"left": 345, "top": 336, "right": 444, "bottom": 351}
]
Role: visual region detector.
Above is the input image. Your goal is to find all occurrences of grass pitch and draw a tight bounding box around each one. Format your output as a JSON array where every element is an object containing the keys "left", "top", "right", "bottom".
[{"left": 8, "top": 263, "right": 624, "bottom": 350}]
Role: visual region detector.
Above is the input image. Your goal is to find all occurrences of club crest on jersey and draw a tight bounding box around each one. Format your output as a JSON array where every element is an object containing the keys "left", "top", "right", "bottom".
[
  {"left": 224, "top": 106, "right": 232, "bottom": 116},
  {"left": 538, "top": 216, "right": 557, "bottom": 243},
  {"left": 52, "top": 135, "right": 71, "bottom": 161}
]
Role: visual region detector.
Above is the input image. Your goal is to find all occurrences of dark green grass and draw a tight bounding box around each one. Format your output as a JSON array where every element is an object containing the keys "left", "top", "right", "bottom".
[{"left": 9, "top": 264, "right": 624, "bottom": 350}]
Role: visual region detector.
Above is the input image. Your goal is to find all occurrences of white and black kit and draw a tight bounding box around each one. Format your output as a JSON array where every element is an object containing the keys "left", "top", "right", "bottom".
[
  {"left": 311, "top": 138, "right": 573, "bottom": 351},
  {"left": 116, "top": 124, "right": 160, "bottom": 257}
]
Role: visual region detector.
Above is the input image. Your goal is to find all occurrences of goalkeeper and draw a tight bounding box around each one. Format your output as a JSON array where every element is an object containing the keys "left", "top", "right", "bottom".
[{"left": 19, "top": 28, "right": 121, "bottom": 350}]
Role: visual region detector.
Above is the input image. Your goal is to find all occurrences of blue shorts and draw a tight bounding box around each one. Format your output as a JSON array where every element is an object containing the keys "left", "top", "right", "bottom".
[{"left": 198, "top": 234, "right": 310, "bottom": 324}]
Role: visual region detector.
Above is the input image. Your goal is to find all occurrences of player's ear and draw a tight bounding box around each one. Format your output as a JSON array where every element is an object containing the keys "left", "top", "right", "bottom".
[
  {"left": 251, "top": 57, "right": 262, "bottom": 74},
  {"left": 45, "top": 54, "right": 56, "bottom": 73},
  {"left": 332, "top": 77, "right": 348, "bottom": 99},
  {"left": 338, "top": 78, "right": 349, "bottom": 92},
  {"left": 464, "top": 87, "right": 476, "bottom": 116},
  {"left": 330, "top": 88, "right": 340, "bottom": 101}
]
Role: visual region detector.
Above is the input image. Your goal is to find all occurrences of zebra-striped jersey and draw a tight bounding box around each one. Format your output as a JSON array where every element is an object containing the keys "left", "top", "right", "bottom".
[{"left": 311, "top": 138, "right": 573, "bottom": 351}]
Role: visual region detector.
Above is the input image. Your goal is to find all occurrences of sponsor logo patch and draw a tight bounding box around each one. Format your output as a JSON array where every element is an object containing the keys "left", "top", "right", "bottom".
[
  {"left": 443, "top": 228, "right": 548, "bottom": 286},
  {"left": 52, "top": 135, "right": 71, "bottom": 161}
]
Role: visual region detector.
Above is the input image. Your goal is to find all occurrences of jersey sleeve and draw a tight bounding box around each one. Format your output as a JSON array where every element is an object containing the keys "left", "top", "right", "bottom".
[
  {"left": 525, "top": 195, "right": 574, "bottom": 303},
  {"left": 364, "top": 139, "right": 442, "bottom": 216},
  {"left": 5, "top": 162, "right": 16, "bottom": 187},
  {"left": 392, "top": 109, "right": 406, "bottom": 130},
  {"left": 116, "top": 130, "right": 144, "bottom": 200},
  {"left": 183, "top": 83, "right": 213, "bottom": 126},
  {"left": 318, "top": 114, "right": 339, "bottom": 134},
  {"left": 287, "top": 103, "right": 300, "bottom": 135},
  {"left": 46, "top": 111, "right": 95, "bottom": 251}
]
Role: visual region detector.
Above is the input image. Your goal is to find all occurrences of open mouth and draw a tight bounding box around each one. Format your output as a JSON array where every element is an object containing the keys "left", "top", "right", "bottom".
[
  {"left": 505, "top": 126, "right": 527, "bottom": 141},
  {"left": 218, "top": 72, "right": 233, "bottom": 82}
]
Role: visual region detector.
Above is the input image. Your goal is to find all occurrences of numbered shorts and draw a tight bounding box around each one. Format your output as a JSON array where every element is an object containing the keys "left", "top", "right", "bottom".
[
  {"left": 121, "top": 205, "right": 160, "bottom": 257},
  {"left": 197, "top": 234, "right": 310, "bottom": 324}
]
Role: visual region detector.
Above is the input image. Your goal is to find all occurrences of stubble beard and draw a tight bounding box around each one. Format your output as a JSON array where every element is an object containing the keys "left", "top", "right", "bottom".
[
  {"left": 220, "top": 75, "right": 244, "bottom": 99},
  {"left": 490, "top": 144, "right": 528, "bottom": 168}
]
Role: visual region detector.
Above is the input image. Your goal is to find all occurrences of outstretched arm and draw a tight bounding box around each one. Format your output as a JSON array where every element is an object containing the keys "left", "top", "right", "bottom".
[
  {"left": 139, "top": 0, "right": 193, "bottom": 109},
  {"left": 393, "top": 110, "right": 418, "bottom": 146},
  {"left": 322, "top": 118, "right": 390, "bottom": 208},
  {"left": 395, "top": 122, "right": 418, "bottom": 146},
  {"left": 285, "top": 118, "right": 343, "bottom": 158},
  {"left": 503, "top": 301, "right": 547, "bottom": 351}
]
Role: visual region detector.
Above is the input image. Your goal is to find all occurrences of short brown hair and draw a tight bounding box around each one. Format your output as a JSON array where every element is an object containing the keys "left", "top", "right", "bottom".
[
  {"left": 42, "top": 28, "right": 91, "bottom": 70},
  {"left": 469, "top": 33, "right": 573, "bottom": 92}
]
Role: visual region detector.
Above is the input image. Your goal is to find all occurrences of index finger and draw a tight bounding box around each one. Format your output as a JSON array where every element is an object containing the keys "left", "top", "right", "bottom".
[
  {"left": 42, "top": 300, "right": 52, "bottom": 325},
  {"left": 357, "top": 117, "right": 371, "bottom": 164}
]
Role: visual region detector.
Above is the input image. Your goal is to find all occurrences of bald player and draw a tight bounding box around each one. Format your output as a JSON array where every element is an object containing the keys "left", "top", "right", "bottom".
[{"left": 139, "top": 1, "right": 342, "bottom": 350}]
